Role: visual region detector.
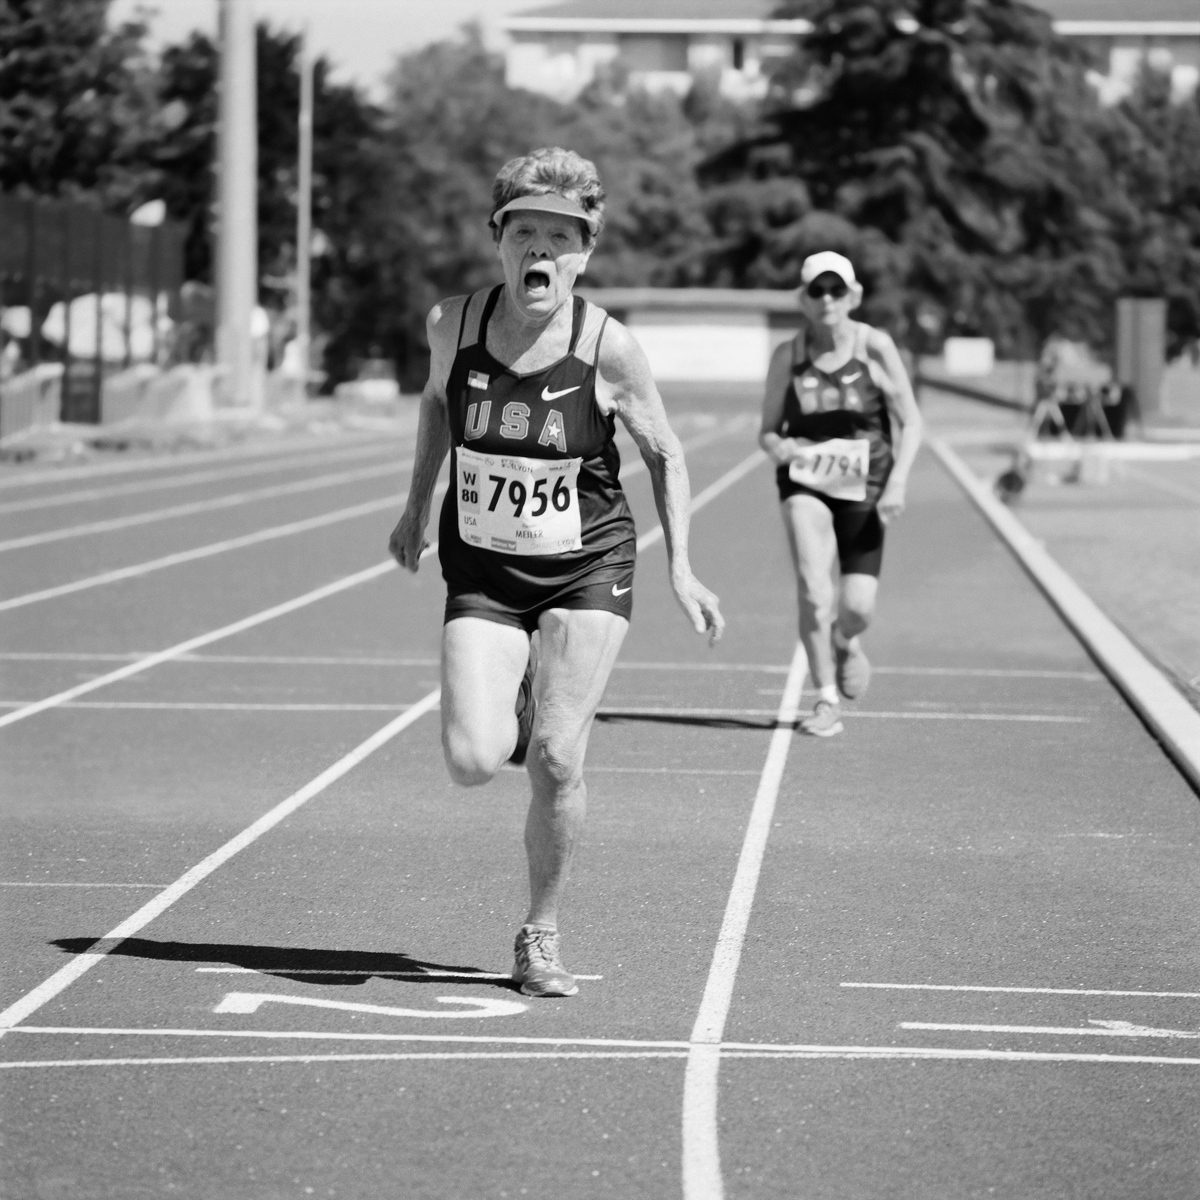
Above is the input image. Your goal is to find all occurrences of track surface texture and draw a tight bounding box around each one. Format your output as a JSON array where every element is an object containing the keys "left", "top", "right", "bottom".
[{"left": 1, "top": 391, "right": 1198, "bottom": 1200}]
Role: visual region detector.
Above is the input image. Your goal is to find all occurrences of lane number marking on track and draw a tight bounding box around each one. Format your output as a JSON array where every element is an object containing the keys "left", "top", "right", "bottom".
[{"left": 214, "top": 992, "right": 527, "bottom": 1020}]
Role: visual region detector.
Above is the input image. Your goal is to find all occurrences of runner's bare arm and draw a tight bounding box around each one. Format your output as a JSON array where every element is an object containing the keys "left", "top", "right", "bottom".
[
  {"left": 596, "top": 319, "right": 725, "bottom": 644},
  {"left": 867, "top": 328, "right": 923, "bottom": 524},
  {"left": 759, "top": 340, "right": 808, "bottom": 463},
  {"left": 387, "top": 298, "right": 463, "bottom": 572}
]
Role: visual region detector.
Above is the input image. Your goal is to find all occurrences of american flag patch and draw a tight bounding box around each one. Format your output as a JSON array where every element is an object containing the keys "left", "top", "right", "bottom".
[{"left": 468, "top": 370, "right": 489, "bottom": 391}]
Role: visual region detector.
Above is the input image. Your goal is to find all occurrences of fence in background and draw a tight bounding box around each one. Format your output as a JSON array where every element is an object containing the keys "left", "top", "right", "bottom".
[{"left": 0, "top": 194, "right": 186, "bottom": 426}]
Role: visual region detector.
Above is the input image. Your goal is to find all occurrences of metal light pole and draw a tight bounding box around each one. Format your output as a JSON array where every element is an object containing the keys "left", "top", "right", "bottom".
[
  {"left": 215, "top": 0, "right": 258, "bottom": 407},
  {"left": 295, "top": 27, "right": 314, "bottom": 398}
]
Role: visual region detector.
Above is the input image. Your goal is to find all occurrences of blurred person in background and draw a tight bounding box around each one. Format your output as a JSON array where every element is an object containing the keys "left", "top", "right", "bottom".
[
  {"left": 760, "top": 251, "right": 922, "bottom": 737},
  {"left": 388, "top": 147, "right": 723, "bottom": 996}
]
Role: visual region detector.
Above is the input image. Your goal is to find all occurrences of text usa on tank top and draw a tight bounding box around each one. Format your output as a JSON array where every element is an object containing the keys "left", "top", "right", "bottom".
[{"left": 437, "top": 285, "right": 635, "bottom": 580}]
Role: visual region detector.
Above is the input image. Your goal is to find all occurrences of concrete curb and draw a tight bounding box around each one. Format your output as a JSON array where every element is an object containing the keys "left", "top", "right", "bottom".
[{"left": 931, "top": 438, "right": 1200, "bottom": 797}]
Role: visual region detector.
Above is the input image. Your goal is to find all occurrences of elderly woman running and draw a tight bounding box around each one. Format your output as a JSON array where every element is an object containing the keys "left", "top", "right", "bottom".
[
  {"left": 389, "top": 147, "right": 724, "bottom": 997},
  {"left": 760, "top": 252, "right": 922, "bottom": 737}
]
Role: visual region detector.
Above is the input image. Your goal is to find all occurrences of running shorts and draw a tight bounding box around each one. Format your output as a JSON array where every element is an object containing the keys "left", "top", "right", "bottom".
[
  {"left": 784, "top": 486, "right": 884, "bottom": 577},
  {"left": 443, "top": 538, "right": 636, "bottom": 634}
]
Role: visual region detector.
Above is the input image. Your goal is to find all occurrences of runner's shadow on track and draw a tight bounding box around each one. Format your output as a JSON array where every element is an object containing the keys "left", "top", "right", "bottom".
[
  {"left": 51, "top": 937, "right": 521, "bottom": 992},
  {"left": 595, "top": 711, "right": 783, "bottom": 731}
]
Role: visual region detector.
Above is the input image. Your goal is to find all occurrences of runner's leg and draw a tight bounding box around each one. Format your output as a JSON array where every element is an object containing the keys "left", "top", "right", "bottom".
[
  {"left": 524, "top": 607, "right": 628, "bottom": 929},
  {"left": 441, "top": 616, "right": 531, "bottom": 785},
  {"left": 837, "top": 573, "right": 878, "bottom": 641},
  {"left": 781, "top": 494, "right": 838, "bottom": 691}
]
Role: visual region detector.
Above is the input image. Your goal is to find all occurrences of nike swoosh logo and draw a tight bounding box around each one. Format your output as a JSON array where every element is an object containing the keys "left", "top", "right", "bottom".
[
  {"left": 842, "top": 372, "right": 861, "bottom": 383},
  {"left": 541, "top": 385, "right": 580, "bottom": 402},
  {"left": 611, "top": 583, "right": 632, "bottom": 597}
]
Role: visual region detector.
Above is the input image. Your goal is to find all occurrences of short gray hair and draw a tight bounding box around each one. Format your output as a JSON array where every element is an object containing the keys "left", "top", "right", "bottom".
[{"left": 489, "top": 147, "right": 605, "bottom": 245}]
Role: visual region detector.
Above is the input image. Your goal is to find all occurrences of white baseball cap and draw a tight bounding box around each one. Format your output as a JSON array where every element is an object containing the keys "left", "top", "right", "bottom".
[{"left": 800, "top": 251, "right": 857, "bottom": 287}]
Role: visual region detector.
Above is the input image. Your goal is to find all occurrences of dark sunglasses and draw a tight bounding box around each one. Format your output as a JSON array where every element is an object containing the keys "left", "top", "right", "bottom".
[{"left": 806, "top": 281, "right": 850, "bottom": 300}]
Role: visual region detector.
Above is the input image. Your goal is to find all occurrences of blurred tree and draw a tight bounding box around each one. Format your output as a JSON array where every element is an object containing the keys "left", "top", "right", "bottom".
[
  {"left": 0, "top": 0, "right": 154, "bottom": 201},
  {"left": 699, "top": 0, "right": 1155, "bottom": 357},
  {"left": 373, "top": 28, "right": 731, "bottom": 386}
]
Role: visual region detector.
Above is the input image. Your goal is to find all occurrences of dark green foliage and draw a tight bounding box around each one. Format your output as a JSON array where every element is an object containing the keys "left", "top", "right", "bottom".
[
  {"left": 0, "top": 0, "right": 152, "bottom": 202},
  {"left": 703, "top": 0, "right": 1198, "bottom": 357}
]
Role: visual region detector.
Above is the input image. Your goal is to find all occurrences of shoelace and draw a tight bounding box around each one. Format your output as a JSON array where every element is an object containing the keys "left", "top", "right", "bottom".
[{"left": 518, "top": 928, "right": 559, "bottom": 969}]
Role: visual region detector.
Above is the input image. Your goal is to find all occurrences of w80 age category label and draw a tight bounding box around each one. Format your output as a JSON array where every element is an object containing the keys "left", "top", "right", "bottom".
[{"left": 457, "top": 446, "right": 583, "bottom": 555}]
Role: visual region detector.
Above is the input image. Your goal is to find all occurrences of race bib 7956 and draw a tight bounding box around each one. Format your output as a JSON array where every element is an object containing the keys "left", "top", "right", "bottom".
[
  {"left": 787, "top": 437, "right": 869, "bottom": 501},
  {"left": 457, "top": 446, "right": 583, "bottom": 556}
]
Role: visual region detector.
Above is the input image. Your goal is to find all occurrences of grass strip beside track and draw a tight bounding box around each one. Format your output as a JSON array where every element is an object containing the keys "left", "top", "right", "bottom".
[
  {"left": 932, "top": 439, "right": 1200, "bottom": 794},
  {"left": 682, "top": 641, "right": 809, "bottom": 1200},
  {"left": 0, "top": 691, "right": 442, "bottom": 1036}
]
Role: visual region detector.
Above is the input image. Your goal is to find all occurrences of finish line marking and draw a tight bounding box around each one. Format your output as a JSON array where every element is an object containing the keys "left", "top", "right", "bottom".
[
  {"left": 682, "top": 640, "right": 808, "bottom": 1200},
  {"left": 0, "top": 691, "right": 441, "bottom": 1037}
]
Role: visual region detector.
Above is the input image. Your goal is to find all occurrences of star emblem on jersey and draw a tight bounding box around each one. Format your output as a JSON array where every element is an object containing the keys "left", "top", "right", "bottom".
[
  {"left": 611, "top": 582, "right": 632, "bottom": 597},
  {"left": 541, "top": 384, "right": 580, "bottom": 402},
  {"left": 468, "top": 370, "right": 489, "bottom": 390}
]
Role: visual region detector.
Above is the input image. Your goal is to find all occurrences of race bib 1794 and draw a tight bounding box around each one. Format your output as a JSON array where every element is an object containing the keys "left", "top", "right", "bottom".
[
  {"left": 457, "top": 446, "right": 583, "bottom": 556},
  {"left": 787, "top": 437, "right": 870, "bottom": 501}
]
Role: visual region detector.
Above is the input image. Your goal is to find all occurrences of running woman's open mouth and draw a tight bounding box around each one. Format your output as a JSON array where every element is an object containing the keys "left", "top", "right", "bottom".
[{"left": 524, "top": 269, "right": 551, "bottom": 293}]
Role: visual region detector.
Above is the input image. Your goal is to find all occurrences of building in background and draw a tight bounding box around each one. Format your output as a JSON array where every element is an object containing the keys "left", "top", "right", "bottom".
[{"left": 503, "top": 0, "right": 1200, "bottom": 103}]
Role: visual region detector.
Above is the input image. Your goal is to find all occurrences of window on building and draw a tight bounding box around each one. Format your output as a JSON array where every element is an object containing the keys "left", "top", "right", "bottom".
[{"left": 618, "top": 34, "right": 687, "bottom": 73}]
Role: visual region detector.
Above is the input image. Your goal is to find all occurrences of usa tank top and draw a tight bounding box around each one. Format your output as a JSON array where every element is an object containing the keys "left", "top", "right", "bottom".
[
  {"left": 437, "top": 285, "right": 636, "bottom": 589},
  {"left": 775, "top": 321, "right": 893, "bottom": 503}
]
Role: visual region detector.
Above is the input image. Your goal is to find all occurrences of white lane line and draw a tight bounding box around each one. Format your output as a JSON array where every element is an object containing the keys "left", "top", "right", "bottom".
[
  {"left": 843, "top": 982, "right": 1200, "bottom": 998},
  {"left": 0, "top": 458, "right": 412, "bottom": 553},
  {"left": 0, "top": 653, "right": 442, "bottom": 665},
  {"left": 0, "top": 491, "right": 404, "bottom": 613},
  {"left": 11, "top": 1027, "right": 688, "bottom": 1048},
  {"left": 587, "top": 767, "right": 761, "bottom": 776},
  {"left": 0, "top": 882, "right": 166, "bottom": 889},
  {"left": 7, "top": 1045, "right": 1198, "bottom": 1070},
  {"left": 933, "top": 439, "right": 1200, "bottom": 794},
  {"left": 718, "top": 1045, "right": 1200, "bottom": 1065},
  {"left": 0, "top": 700, "right": 1087, "bottom": 721},
  {"left": 12, "top": 1025, "right": 1200, "bottom": 1061},
  {"left": 194, "top": 967, "right": 604, "bottom": 979},
  {"left": 0, "top": 420, "right": 729, "bottom": 614},
  {"left": 0, "top": 702, "right": 422, "bottom": 712},
  {"left": 0, "top": 422, "right": 739, "bottom": 722},
  {"left": 0, "top": 654, "right": 1102, "bottom": 680},
  {"left": 0, "top": 430, "right": 394, "bottom": 489},
  {"left": 637, "top": 449, "right": 766, "bottom": 554},
  {"left": 901, "top": 1021, "right": 1200, "bottom": 1040},
  {"left": 597, "top": 706, "right": 1085, "bottom": 724},
  {"left": 1124, "top": 464, "right": 1200, "bottom": 506},
  {"left": 0, "top": 1052, "right": 689, "bottom": 1069},
  {"left": 0, "top": 690, "right": 441, "bottom": 1036},
  {"left": 0, "top": 559, "right": 395, "bottom": 730},
  {"left": 682, "top": 641, "right": 808, "bottom": 1200},
  {"left": 0, "top": 440, "right": 406, "bottom": 515}
]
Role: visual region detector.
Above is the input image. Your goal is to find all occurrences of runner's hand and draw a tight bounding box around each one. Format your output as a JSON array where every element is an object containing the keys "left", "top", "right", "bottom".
[
  {"left": 388, "top": 509, "right": 428, "bottom": 573},
  {"left": 769, "top": 437, "right": 812, "bottom": 466},
  {"left": 877, "top": 480, "right": 907, "bottom": 525},
  {"left": 673, "top": 571, "right": 725, "bottom": 645}
]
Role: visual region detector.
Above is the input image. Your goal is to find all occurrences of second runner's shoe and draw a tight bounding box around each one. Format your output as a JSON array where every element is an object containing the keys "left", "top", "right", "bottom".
[
  {"left": 800, "top": 698, "right": 844, "bottom": 737},
  {"left": 834, "top": 638, "right": 871, "bottom": 700},
  {"left": 512, "top": 925, "right": 578, "bottom": 997}
]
